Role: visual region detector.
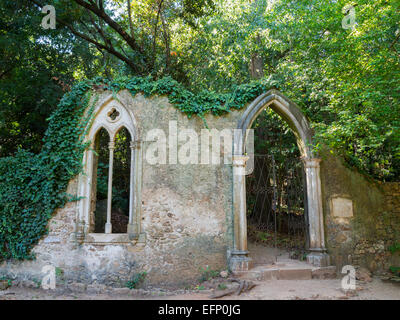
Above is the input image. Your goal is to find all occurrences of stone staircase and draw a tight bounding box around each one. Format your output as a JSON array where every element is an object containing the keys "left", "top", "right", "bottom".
[
  {"left": 234, "top": 258, "right": 337, "bottom": 281},
  {"left": 234, "top": 244, "right": 337, "bottom": 281}
]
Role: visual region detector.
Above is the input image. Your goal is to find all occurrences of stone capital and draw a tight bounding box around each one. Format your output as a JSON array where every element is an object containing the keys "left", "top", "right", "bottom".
[
  {"left": 232, "top": 155, "right": 250, "bottom": 167},
  {"left": 301, "top": 157, "right": 322, "bottom": 168},
  {"left": 130, "top": 140, "right": 141, "bottom": 150},
  {"left": 108, "top": 141, "right": 115, "bottom": 150}
]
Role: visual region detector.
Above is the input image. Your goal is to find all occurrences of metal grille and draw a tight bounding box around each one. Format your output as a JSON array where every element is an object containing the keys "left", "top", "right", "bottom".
[{"left": 246, "top": 154, "right": 309, "bottom": 254}]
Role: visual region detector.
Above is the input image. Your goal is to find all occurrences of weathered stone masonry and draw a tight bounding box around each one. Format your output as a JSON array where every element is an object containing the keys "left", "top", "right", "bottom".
[
  {"left": 0, "top": 90, "right": 238, "bottom": 287},
  {"left": 321, "top": 152, "right": 400, "bottom": 274}
]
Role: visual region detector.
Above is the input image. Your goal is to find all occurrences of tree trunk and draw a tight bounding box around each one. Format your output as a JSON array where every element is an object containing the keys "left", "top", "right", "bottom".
[
  {"left": 249, "top": 0, "right": 264, "bottom": 80},
  {"left": 250, "top": 53, "right": 264, "bottom": 79}
]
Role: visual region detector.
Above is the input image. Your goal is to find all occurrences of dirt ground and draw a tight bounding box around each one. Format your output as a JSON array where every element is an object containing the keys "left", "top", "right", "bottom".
[{"left": 0, "top": 278, "right": 399, "bottom": 300}]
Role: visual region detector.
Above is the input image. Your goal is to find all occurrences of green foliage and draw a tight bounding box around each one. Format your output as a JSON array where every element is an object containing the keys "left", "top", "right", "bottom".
[
  {"left": 0, "top": 276, "right": 12, "bottom": 287},
  {"left": 388, "top": 243, "right": 400, "bottom": 278},
  {"left": 95, "top": 162, "right": 110, "bottom": 200},
  {"left": 0, "top": 0, "right": 101, "bottom": 157},
  {"left": 389, "top": 266, "right": 400, "bottom": 276},
  {"left": 55, "top": 267, "right": 64, "bottom": 278},
  {"left": 125, "top": 271, "right": 147, "bottom": 289},
  {"left": 102, "top": 75, "right": 278, "bottom": 118},
  {"left": 389, "top": 243, "right": 400, "bottom": 254},
  {"left": 178, "top": 0, "right": 400, "bottom": 181},
  {"left": 217, "top": 283, "right": 227, "bottom": 290},
  {"left": 0, "top": 79, "right": 95, "bottom": 261},
  {"left": 193, "top": 284, "right": 206, "bottom": 290},
  {"left": 255, "top": 231, "right": 273, "bottom": 242},
  {"left": 3, "top": 0, "right": 399, "bottom": 182},
  {"left": 252, "top": 108, "right": 300, "bottom": 161},
  {"left": 199, "top": 266, "right": 220, "bottom": 282}
]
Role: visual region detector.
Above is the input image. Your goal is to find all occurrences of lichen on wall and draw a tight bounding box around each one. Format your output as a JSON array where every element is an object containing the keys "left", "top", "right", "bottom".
[{"left": 320, "top": 150, "right": 400, "bottom": 274}]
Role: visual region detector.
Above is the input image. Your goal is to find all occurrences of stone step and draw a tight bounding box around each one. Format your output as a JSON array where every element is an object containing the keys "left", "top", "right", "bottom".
[{"left": 234, "top": 264, "right": 337, "bottom": 281}]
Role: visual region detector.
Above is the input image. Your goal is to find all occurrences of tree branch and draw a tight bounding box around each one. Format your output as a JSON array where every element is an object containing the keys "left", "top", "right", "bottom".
[
  {"left": 87, "top": 11, "right": 112, "bottom": 49},
  {"left": 0, "top": 65, "right": 15, "bottom": 80},
  {"left": 151, "top": 0, "right": 164, "bottom": 69},
  {"left": 28, "top": 0, "right": 142, "bottom": 73},
  {"left": 127, "top": 0, "right": 134, "bottom": 39},
  {"left": 72, "top": 0, "right": 143, "bottom": 56},
  {"left": 389, "top": 30, "right": 400, "bottom": 50},
  {"left": 160, "top": 11, "right": 171, "bottom": 72},
  {"left": 63, "top": 22, "right": 140, "bottom": 73}
]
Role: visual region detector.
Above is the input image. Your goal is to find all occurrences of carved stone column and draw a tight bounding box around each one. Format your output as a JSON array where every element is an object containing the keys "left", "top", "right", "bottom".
[
  {"left": 105, "top": 141, "right": 115, "bottom": 234},
  {"left": 76, "top": 146, "right": 92, "bottom": 241},
  {"left": 302, "top": 158, "right": 330, "bottom": 267},
  {"left": 128, "top": 140, "right": 139, "bottom": 239},
  {"left": 127, "top": 139, "right": 145, "bottom": 243},
  {"left": 136, "top": 140, "right": 146, "bottom": 243},
  {"left": 230, "top": 155, "right": 252, "bottom": 272}
]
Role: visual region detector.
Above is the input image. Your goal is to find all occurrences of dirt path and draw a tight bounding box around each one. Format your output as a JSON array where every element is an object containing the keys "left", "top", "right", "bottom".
[{"left": 0, "top": 279, "right": 399, "bottom": 300}]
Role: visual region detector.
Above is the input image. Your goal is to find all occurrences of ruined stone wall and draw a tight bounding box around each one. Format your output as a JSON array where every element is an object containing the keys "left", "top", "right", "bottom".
[
  {"left": 320, "top": 151, "right": 400, "bottom": 274},
  {"left": 0, "top": 90, "right": 243, "bottom": 288},
  {"left": 1, "top": 89, "right": 398, "bottom": 288}
]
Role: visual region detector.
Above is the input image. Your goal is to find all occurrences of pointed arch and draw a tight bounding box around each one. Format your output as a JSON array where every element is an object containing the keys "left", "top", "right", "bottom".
[
  {"left": 235, "top": 89, "right": 314, "bottom": 158},
  {"left": 230, "top": 89, "right": 329, "bottom": 272},
  {"left": 91, "top": 127, "right": 110, "bottom": 233},
  {"left": 85, "top": 94, "right": 139, "bottom": 143}
]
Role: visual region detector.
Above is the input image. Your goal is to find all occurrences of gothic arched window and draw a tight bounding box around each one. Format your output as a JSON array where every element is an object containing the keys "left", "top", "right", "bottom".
[{"left": 76, "top": 96, "right": 143, "bottom": 243}]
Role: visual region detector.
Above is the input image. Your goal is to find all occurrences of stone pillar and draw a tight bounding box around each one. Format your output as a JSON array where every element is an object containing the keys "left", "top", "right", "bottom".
[
  {"left": 302, "top": 158, "right": 330, "bottom": 267},
  {"left": 230, "top": 155, "right": 252, "bottom": 272},
  {"left": 127, "top": 140, "right": 138, "bottom": 239},
  {"left": 77, "top": 147, "right": 92, "bottom": 240},
  {"left": 105, "top": 141, "right": 115, "bottom": 234},
  {"left": 134, "top": 140, "right": 145, "bottom": 243}
]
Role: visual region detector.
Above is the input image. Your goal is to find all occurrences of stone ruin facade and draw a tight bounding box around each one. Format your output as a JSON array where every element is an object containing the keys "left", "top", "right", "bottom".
[{"left": 0, "top": 89, "right": 399, "bottom": 287}]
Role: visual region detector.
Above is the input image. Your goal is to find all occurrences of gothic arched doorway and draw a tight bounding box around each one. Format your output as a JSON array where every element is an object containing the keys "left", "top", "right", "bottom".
[{"left": 230, "top": 90, "right": 329, "bottom": 272}]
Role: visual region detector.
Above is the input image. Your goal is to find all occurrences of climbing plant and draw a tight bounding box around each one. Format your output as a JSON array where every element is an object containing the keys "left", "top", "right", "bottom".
[{"left": 0, "top": 79, "right": 95, "bottom": 260}]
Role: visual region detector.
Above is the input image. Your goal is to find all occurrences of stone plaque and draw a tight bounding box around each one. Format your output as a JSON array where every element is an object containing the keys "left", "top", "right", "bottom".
[
  {"left": 331, "top": 197, "right": 353, "bottom": 218},
  {"left": 44, "top": 236, "right": 61, "bottom": 243}
]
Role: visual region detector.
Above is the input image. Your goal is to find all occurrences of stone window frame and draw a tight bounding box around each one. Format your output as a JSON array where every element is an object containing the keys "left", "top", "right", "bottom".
[{"left": 75, "top": 94, "right": 144, "bottom": 245}]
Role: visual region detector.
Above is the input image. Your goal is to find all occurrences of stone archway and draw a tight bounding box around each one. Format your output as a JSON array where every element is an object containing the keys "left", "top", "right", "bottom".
[{"left": 230, "top": 89, "right": 330, "bottom": 272}]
